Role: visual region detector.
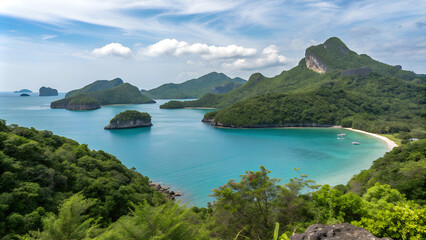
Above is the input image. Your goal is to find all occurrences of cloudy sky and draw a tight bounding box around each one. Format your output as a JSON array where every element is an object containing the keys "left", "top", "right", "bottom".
[{"left": 0, "top": 0, "right": 425, "bottom": 91}]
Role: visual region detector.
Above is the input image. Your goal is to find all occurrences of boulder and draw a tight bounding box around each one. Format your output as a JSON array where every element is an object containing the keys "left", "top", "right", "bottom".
[{"left": 291, "top": 223, "right": 392, "bottom": 240}]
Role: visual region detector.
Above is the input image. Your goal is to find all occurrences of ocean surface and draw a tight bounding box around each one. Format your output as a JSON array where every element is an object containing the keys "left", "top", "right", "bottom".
[{"left": 0, "top": 92, "right": 389, "bottom": 206}]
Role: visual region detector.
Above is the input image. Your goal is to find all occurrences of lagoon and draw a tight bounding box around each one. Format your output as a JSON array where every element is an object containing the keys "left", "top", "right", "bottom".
[{"left": 0, "top": 92, "right": 388, "bottom": 206}]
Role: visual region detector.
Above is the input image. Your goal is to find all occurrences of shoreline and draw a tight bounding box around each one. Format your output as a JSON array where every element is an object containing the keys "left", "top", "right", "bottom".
[
  {"left": 184, "top": 107, "right": 217, "bottom": 109},
  {"left": 210, "top": 124, "right": 398, "bottom": 151},
  {"left": 343, "top": 127, "right": 398, "bottom": 151}
]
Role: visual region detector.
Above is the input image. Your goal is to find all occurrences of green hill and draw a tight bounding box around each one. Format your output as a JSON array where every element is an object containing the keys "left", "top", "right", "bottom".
[
  {"left": 51, "top": 82, "right": 155, "bottom": 110},
  {"left": 143, "top": 72, "right": 245, "bottom": 99},
  {"left": 161, "top": 37, "right": 425, "bottom": 135},
  {"left": 65, "top": 78, "right": 124, "bottom": 98},
  {"left": 162, "top": 37, "right": 422, "bottom": 109}
]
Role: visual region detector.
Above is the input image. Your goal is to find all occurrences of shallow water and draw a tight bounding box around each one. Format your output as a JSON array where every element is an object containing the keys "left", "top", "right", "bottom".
[{"left": 0, "top": 92, "right": 388, "bottom": 206}]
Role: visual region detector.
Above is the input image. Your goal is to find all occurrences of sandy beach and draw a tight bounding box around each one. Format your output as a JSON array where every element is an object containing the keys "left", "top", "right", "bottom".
[{"left": 344, "top": 128, "right": 398, "bottom": 150}]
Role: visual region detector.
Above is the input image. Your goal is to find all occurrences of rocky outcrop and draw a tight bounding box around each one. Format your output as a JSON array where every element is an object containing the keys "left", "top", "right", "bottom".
[
  {"left": 202, "top": 117, "right": 215, "bottom": 124},
  {"left": 39, "top": 87, "right": 58, "bottom": 96},
  {"left": 104, "top": 119, "right": 152, "bottom": 129},
  {"left": 291, "top": 223, "right": 392, "bottom": 240},
  {"left": 148, "top": 181, "right": 182, "bottom": 201},
  {"left": 305, "top": 50, "right": 329, "bottom": 74},
  {"left": 341, "top": 66, "right": 372, "bottom": 76}
]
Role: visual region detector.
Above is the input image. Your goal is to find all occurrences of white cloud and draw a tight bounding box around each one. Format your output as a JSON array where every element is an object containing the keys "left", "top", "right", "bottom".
[
  {"left": 92, "top": 43, "right": 132, "bottom": 58},
  {"left": 143, "top": 39, "right": 257, "bottom": 59},
  {"left": 223, "top": 45, "right": 290, "bottom": 70},
  {"left": 41, "top": 35, "right": 57, "bottom": 40}
]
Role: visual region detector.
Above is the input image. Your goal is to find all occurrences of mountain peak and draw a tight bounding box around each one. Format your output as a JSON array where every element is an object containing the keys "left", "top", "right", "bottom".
[{"left": 305, "top": 37, "right": 354, "bottom": 73}]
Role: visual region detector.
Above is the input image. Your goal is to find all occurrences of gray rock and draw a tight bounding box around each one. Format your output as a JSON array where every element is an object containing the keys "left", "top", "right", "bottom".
[
  {"left": 104, "top": 119, "right": 152, "bottom": 129},
  {"left": 291, "top": 223, "right": 392, "bottom": 240}
]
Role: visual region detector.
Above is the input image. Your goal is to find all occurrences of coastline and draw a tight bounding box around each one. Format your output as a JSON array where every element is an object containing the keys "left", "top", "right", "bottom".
[
  {"left": 210, "top": 124, "right": 398, "bottom": 151},
  {"left": 343, "top": 127, "right": 398, "bottom": 151}
]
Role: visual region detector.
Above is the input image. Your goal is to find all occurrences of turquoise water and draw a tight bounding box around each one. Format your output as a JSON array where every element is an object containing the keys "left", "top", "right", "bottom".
[{"left": 0, "top": 92, "right": 389, "bottom": 206}]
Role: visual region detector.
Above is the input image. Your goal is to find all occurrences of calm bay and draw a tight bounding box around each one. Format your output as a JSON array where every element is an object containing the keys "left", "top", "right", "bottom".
[{"left": 0, "top": 92, "right": 388, "bottom": 206}]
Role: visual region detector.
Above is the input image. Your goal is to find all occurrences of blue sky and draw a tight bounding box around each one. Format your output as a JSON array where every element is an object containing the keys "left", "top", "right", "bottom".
[{"left": 0, "top": 0, "right": 425, "bottom": 91}]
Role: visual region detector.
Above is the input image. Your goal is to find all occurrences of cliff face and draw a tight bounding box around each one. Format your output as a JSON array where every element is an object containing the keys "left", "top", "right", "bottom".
[
  {"left": 39, "top": 87, "right": 58, "bottom": 96},
  {"left": 305, "top": 50, "right": 329, "bottom": 73},
  {"left": 105, "top": 119, "right": 152, "bottom": 129}
]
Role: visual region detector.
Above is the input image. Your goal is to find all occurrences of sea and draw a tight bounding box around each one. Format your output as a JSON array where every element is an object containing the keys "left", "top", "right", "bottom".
[{"left": 0, "top": 92, "right": 389, "bottom": 206}]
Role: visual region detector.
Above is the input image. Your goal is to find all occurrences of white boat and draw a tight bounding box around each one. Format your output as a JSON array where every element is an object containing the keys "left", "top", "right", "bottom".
[
  {"left": 352, "top": 142, "right": 360, "bottom": 145},
  {"left": 337, "top": 133, "right": 346, "bottom": 136},
  {"left": 337, "top": 137, "right": 344, "bottom": 140}
]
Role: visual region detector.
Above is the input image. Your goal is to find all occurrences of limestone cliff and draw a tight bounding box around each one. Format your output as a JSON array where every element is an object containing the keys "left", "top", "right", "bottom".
[{"left": 305, "top": 50, "right": 329, "bottom": 73}]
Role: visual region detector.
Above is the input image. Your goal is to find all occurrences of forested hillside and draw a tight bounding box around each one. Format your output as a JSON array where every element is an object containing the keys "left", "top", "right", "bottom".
[{"left": 143, "top": 72, "right": 245, "bottom": 99}]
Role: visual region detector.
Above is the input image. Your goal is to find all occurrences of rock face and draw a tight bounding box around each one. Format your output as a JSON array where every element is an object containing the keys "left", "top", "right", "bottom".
[
  {"left": 104, "top": 110, "right": 152, "bottom": 129},
  {"left": 148, "top": 181, "right": 182, "bottom": 201},
  {"left": 105, "top": 119, "right": 152, "bottom": 129},
  {"left": 291, "top": 223, "right": 392, "bottom": 240},
  {"left": 305, "top": 50, "right": 329, "bottom": 73},
  {"left": 39, "top": 87, "right": 58, "bottom": 96}
]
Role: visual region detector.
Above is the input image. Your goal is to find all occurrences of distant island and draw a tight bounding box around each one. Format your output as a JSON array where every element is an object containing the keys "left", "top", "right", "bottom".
[
  {"left": 105, "top": 110, "right": 152, "bottom": 129},
  {"left": 161, "top": 37, "right": 425, "bottom": 141},
  {"left": 19, "top": 93, "right": 30, "bottom": 96},
  {"left": 14, "top": 89, "right": 32, "bottom": 93},
  {"left": 39, "top": 86, "right": 58, "bottom": 96},
  {"left": 51, "top": 78, "right": 155, "bottom": 110},
  {"left": 142, "top": 72, "right": 245, "bottom": 99}
]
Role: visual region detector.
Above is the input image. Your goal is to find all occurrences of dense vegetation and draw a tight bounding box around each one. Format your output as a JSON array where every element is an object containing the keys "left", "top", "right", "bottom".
[
  {"left": 205, "top": 85, "right": 423, "bottom": 135},
  {"left": 0, "top": 120, "right": 424, "bottom": 239},
  {"left": 0, "top": 120, "right": 165, "bottom": 238},
  {"left": 144, "top": 72, "right": 245, "bottom": 99},
  {"left": 51, "top": 83, "right": 155, "bottom": 110},
  {"left": 348, "top": 139, "right": 426, "bottom": 204},
  {"left": 65, "top": 78, "right": 124, "bottom": 98},
  {"left": 109, "top": 110, "right": 151, "bottom": 123}
]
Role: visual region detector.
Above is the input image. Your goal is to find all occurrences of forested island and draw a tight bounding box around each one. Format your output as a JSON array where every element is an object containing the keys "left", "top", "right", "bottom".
[
  {"left": 38, "top": 87, "right": 58, "bottom": 96},
  {"left": 105, "top": 110, "right": 152, "bottom": 129},
  {"left": 51, "top": 78, "right": 155, "bottom": 110},
  {"left": 142, "top": 72, "right": 245, "bottom": 99},
  {"left": 0, "top": 119, "right": 424, "bottom": 239}
]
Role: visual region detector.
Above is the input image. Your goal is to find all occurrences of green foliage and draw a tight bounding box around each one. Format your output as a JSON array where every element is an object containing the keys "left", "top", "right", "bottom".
[
  {"left": 160, "top": 101, "right": 186, "bottom": 109},
  {"left": 21, "top": 194, "right": 101, "bottom": 240},
  {"left": 352, "top": 184, "right": 426, "bottom": 240},
  {"left": 65, "top": 78, "right": 123, "bottom": 98},
  {"left": 99, "top": 201, "right": 210, "bottom": 240},
  {"left": 145, "top": 72, "right": 245, "bottom": 99},
  {"left": 348, "top": 139, "right": 426, "bottom": 204},
  {"left": 109, "top": 110, "right": 151, "bottom": 123},
  {"left": 0, "top": 121, "right": 165, "bottom": 238}
]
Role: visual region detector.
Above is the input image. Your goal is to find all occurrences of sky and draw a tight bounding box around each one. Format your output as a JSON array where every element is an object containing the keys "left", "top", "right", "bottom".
[{"left": 0, "top": 0, "right": 425, "bottom": 92}]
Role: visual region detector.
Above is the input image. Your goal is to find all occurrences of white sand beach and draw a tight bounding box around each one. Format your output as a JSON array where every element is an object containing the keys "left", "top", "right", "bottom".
[{"left": 344, "top": 128, "right": 398, "bottom": 150}]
